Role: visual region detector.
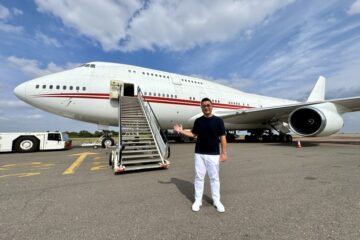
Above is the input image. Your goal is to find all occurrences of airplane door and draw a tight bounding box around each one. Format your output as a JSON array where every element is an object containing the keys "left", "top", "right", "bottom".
[
  {"left": 171, "top": 74, "right": 183, "bottom": 94},
  {"left": 124, "top": 83, "right": 135, "bottom": 96},
  {"left": 110, "top": 80, "right": 135, "bottom": 97}
]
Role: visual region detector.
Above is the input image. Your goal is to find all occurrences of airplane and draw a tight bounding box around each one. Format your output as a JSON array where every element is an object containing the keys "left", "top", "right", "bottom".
[{"left": 13, "top": 61, "right": 360, "bottom": 145}]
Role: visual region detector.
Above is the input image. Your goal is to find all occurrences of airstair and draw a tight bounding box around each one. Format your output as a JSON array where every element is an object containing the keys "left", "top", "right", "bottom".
[{"left": 110, "top": 83, "right": 170, "bottom": 173}]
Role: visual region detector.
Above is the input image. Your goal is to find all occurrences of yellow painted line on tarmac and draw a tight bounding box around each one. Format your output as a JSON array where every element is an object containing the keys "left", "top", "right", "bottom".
[
  {"left": 0, "top": 172, "right": 41, "bottom": 178},
  {"left": 63, "top": 152, "right": 98, "bottom": 175},
  {"left": 91, "top": 165, "right": 108, "bottom": 171},
  {"left": 0, "top": 164, "right": 16, "bottom": 171}
]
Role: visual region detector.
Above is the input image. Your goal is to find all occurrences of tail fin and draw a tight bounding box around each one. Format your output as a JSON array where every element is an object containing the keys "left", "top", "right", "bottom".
[{"left": 307, "top": 76, "right": 326, "bottom": 102}]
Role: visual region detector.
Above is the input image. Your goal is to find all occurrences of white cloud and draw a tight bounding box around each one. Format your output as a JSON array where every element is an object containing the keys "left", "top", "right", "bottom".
[
  {"left": 6, "top": 56, "right": 77, "bottom": 78},
  {"left": 0, "top": 4, "right": 23, "bottom": 33},
  {"left": 12, "top": 8, "right": 23, "bottom": 16},
  {"left": 35, "top": 32, "right": 61, "bottom": 48},
  {"left": 35, "top": 0, "right": 294, "bottom": 52},
  {"left": 35, "top": 0, "right": 142, "bottom": 51},
  {"left": 25, "top": 114, "right": 43, "bottom": 119},
  {"left": 125, "top": 0, "right": 294, "bottom": 51},
  {"left": 250, "top": 15, "right": 360, "bottom": 100},
  {"left": 0, "top": 100, "right": 27, "bottom": 109},
  {"left": 0, "top": 22, "right": 23, "bottom": 33},
  {"left": 0, "top": 4, "right": 10, "bottom": 20},
  {"left": 347, "top": 0, "right": 360, "bottom": 15}
]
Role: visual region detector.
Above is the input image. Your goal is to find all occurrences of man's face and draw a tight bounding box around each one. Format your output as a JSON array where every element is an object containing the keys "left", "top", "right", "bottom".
[{"left": 201, "top": 101, "right": 213, "bottom": 116}]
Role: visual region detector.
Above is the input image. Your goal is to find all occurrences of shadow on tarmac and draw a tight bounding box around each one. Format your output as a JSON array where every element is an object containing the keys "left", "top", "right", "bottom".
[{"left": 158, "top": 178, "right": 212, "bottom": 204}]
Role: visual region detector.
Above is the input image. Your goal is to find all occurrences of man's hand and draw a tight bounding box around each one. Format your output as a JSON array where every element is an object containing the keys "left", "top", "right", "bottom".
[
  {"left": 220, "top": 152, "right": 227, "bottom": 162},
  {"left": 174, "top": 124, "right": 183, "bottom": 134}
]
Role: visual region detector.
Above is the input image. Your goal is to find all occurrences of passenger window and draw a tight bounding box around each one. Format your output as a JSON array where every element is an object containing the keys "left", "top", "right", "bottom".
[
  {"left": 63, "top": 86, "right": 67, "bottom": 90},
  {"left": 49, "top": 85, "right": 53, "bottom": 89},
  {"left": 56, "top": 85, "right": 60, "bottom": 89},
  {"left": 42, "top": 85, "right": 46, "bottom": 89},
  {"left": 76, "top": 86, "right": 80, "bottom": 90},
  {"left": 82, "top": 87, "right": 86, "bottom": 91},
  {"left": 166, "top": 94, "right": 169, "bottom": 97},
  {"left": 36, "top": 85, "right": 39, "bottom": 89},
  {"left": 70, "top": 86, "right": 73, "bottom": 90}
]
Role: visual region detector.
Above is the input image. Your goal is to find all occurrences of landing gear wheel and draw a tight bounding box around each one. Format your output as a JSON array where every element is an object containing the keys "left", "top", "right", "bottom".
[
  {"left": 101, "top": 137, "right": 115, "bottom": 148},
  {"left": 286, "top": 135, "right": 293, "bottom": 143}
]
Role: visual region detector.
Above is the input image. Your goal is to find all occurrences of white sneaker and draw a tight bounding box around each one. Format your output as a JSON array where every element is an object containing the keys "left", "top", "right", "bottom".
[
  {"left": 213, "top": 201, "right": 225, "bottom": 213},
  {"left": 192, "top": 201, "right": 202, "bottom": 212}
]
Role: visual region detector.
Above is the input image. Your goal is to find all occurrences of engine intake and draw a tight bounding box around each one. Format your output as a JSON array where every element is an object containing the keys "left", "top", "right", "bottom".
[{"left": 289, "top": 103, "right": 343, "bottom": 137}]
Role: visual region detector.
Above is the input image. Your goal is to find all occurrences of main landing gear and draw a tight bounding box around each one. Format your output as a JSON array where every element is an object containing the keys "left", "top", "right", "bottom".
[
  {"left": 81, "top": 130, "right": 116, "bottom": 149},
  {"left": 244, "top": 130, "right": 293, "bottom": 143}
]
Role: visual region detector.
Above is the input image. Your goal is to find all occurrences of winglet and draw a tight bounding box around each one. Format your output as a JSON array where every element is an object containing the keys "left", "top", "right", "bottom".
[{"left": 307, "top": 76, "right": 326, "bottom": 102}]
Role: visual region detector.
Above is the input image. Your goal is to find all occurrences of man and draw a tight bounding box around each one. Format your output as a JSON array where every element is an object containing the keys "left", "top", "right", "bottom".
[{"left": 174, "top": 98, "right": 227, "bottom": 213}]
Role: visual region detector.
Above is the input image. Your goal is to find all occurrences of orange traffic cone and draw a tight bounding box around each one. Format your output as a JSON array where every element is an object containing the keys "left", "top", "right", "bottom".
[{"left": 296, "top": 140, "right": 302, "bottom": 148}]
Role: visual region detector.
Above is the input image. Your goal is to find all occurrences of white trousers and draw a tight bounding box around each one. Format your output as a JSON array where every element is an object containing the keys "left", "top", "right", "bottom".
[{"left": 194, "top": 153, "right": 220, "bottom": 203}]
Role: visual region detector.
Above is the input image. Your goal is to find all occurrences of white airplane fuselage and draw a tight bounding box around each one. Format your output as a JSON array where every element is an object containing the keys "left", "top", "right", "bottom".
[{"left": 15, "top": 62, "right": 297, "bottom": 130}]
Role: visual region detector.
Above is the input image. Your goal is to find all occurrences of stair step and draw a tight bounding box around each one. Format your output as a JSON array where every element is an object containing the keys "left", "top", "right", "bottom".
[
  {"left": 123, "top": 137, "right": 153, "bottom": 141},
  {"left": 122, "top": 149, "right": 158, "bottom": 154},
  {"left": 121, "top": 158, "right": 162, "bottom": 164},
  {"left": 123, "top": 145, "right": 156, "bottom": 149},
  {"left": 123, "top": 141, "right": 155, "bottom": 145},
  {"left": 122, "top": 116, "right": 146, "bottom": 118},
  {"left": 119, "top": 163, "right": 165, "bottom": 171},
  {"left": 122, "top": 128, "right": 150, "bottom": 131},
  {"left": 121, "top": 119, "right": 147, "bottom": 122},
  {"left": 122, "top": 153, "right": 160, "bottom": 159}
]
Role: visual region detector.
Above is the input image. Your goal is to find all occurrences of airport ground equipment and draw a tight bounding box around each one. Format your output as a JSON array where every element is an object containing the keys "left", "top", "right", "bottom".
[
  {"left": 80, "top": 132, "right": 115, "bottom": 149},
  {"left": 0, "top": 132, "right": 72, "bottom": 153},
  {"left": 109, "top": 83, "right": 170, "bottom": 173}
]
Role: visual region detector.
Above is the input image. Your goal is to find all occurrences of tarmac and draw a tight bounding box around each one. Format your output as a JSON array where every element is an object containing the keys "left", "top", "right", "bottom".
[{"left": 0, "top": 139, "right": 359, "bottom": 240}]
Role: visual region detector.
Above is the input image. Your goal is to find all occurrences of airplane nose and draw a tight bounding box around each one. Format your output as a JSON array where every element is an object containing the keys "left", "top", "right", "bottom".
[{"left": 14, "top": 82, "right": 27, "bottom": 101}]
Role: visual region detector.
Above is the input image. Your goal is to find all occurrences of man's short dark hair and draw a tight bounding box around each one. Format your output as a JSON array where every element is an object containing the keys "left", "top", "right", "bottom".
[{"left": 201, "top": 97, "right": 212, "bottom": 104}]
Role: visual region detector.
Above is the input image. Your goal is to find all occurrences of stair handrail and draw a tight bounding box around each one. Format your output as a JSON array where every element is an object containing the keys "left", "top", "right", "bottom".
[{"left": 137, "top": 87, "right": 169, "bottom": 161}]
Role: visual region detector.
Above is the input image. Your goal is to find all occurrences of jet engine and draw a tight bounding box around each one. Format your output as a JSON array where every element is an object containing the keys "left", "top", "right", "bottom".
[{"left": 288, "top": 103, "right": 343, "bottom": 137}]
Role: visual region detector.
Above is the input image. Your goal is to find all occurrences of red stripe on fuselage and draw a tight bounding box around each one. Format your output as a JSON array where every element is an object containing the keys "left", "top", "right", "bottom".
[{"left": 32, "top": 93, "right": 253, "bottom": 109}]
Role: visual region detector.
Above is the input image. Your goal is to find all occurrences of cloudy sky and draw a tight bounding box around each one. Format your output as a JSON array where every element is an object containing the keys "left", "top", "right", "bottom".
[{"left": 0, "top": 0, "right": 359, "bottom": 133}]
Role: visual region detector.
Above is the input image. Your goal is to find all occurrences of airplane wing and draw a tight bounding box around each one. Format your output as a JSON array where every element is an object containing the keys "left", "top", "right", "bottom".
[{"left": 215, "top": 96, "right": 360, "bottom": 125}]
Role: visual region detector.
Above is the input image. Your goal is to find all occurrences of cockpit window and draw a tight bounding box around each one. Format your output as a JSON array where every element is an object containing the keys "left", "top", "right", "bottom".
[{"left": 80, "top": 63, "right": 96, "bottom": 68}]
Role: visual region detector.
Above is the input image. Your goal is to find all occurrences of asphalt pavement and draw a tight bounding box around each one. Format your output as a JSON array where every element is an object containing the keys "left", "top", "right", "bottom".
[{"left": 0, "top": 141, "right": 359, "bottom": 240}]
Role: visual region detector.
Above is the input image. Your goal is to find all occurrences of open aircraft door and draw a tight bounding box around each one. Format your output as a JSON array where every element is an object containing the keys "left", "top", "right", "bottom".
[{"left": 110, "top": 80, "right": 135, "bottom": 98}]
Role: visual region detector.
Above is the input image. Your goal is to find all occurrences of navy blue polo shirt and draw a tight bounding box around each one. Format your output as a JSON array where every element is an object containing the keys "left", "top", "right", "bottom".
[{"left": 191, "top": 115, "right": 226, "bottom": 155}]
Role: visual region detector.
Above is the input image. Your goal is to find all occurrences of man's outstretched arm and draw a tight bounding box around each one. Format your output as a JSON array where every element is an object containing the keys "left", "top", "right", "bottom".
[{"left": 174, "top": 124, "right": 197, "bottom": 138}]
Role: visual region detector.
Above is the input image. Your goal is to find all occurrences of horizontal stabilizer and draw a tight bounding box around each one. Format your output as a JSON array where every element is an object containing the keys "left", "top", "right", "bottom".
[{"left": 307, "top": 76, "right": 325, "bottom": 102}]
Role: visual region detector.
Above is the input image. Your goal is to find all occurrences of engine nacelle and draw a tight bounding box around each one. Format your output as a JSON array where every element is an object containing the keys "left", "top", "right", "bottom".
[{"left": 288, "top": 103, "right": 344, "bottom": 137}]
